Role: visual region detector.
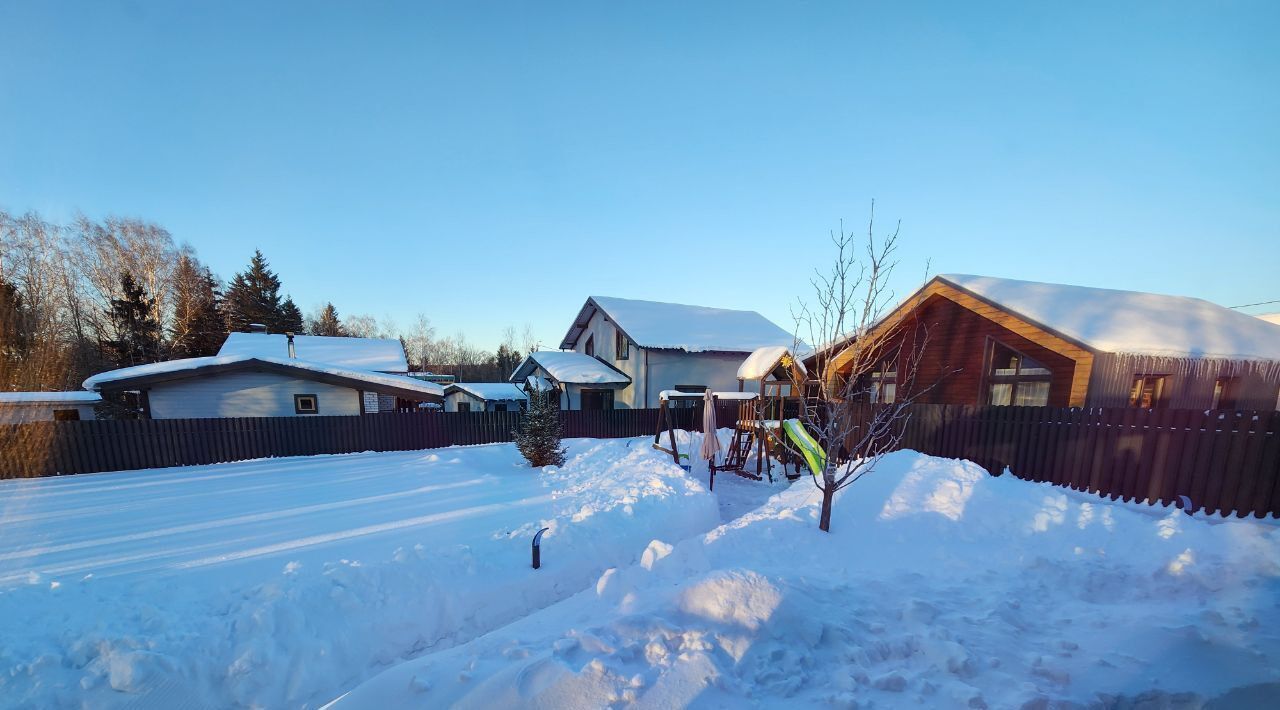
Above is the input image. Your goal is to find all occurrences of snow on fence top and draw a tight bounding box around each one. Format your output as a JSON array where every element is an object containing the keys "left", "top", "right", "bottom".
[
  {"left": 218, "top": 333, "right": 409, "bottom": 373},
  {"left": 445, "top": 383, "right": 528, "bottom": 401},
  {"left": 658, "top": 390, "right": 758, "bottom": 401},
  {"left": 560, "top": 296, "right": 800, "bottom": 354},
  {"left": 0, "top": 391, "right": 102, "bottom": 404},
  {"left": 510, "top": 351, "right": 631, "bottom": 385},
  {"left": 940, "top": 274, "right": 1280, "bottom": 361},
  {"left": 82, "top": 355, "right": 444, "bottom": 398}
]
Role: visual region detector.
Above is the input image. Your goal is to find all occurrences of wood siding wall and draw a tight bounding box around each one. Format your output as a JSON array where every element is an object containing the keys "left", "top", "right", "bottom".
[
  {"left": 848, "top": 293, "right": 1083, "bottom": 407},
  {"left": 147, "top": 371, "right": 362, "bottom": 418}
]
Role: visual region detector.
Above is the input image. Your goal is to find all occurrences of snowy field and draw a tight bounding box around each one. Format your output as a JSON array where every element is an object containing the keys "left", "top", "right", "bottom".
[
  {"left": 4, "top": 434, "right": 1279, "bottom": 709},
  {"left": 333, "top": 451, "right": 1280, "bottom": 709},
  {"left": 0, "top": 436, "right": 723, "bottom": 708}
]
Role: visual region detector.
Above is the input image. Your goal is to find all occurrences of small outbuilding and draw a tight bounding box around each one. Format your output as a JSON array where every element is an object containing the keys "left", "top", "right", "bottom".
[
  {"left": 0, "top": 392, "right": 101, "bottom": 423},
  {"left": 509, "top": 350, "right": 632, "bottom": 410},
  {"left": 444, "top": 383, "right": 528, "bottom": 413}
]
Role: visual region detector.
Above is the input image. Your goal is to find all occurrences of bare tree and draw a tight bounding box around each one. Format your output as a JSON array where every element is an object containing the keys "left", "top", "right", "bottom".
[{"left": 791, "top": 204, "right": 935, "bottom": 532}]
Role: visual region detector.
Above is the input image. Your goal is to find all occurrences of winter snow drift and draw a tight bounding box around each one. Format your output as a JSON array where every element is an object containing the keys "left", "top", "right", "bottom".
[
  {"left": 0, "top": 438, "right": 719, "bottom": 709},
  {"left": 331, "top": 450, "right": 1280, "bottom": 709}
]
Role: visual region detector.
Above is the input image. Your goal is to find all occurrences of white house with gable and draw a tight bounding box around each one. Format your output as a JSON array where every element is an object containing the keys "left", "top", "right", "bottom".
[
  {"left": 444, "top": 383, "right": 528, "bottom": 412},
  {"left": 510, "top": 296, "right": 799, "bottom": 410}
]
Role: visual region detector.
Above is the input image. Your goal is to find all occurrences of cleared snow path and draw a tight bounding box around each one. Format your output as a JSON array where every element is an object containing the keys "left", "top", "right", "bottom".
[{"left": 0, "top": 437, "right": 720, "bottom": 709}]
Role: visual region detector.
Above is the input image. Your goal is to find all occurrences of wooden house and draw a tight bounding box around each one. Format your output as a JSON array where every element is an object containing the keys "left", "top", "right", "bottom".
[
  {"left": 828, "top": 274, "right": 1280, "bottom": 410},
  {"left": 519, "top": 296, "right": 799, "bottom": 410}
]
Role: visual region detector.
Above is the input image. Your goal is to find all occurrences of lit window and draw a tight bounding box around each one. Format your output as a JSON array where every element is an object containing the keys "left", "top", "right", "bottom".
[
  {"left": 986, "top": 341, "right": 1051, "bottom": 406},
  {"left": 1212, "top": 377, "right": 1239, "bottom": 410},
  {"left": 294, "top": 394, "right": 318, "bottom": 414},
  {"left": 1128, "top": 375, "right": 1167, "bottom": 408}
]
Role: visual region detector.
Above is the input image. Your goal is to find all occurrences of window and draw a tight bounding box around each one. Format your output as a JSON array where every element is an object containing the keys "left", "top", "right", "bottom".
[
  {"left": 1128, "top": 375, "right": 1168, "bottom": 408},
  {"left": 986, "top": 340, "right": 1051, "bottom": 406},
  {"left": 580, "top": 389, "right": 614, "bottom": 410},
  {"left": 493, "top": 402, "right": 507, "bottom": 412},
  {"left": 1212, "top": 377, "right": 1239, "bottom": 410},
  {"left": 457, "top": 402, "right": 471, "bottom": 413},
  {"left": 584, "top": 335, "right": 595, "bottom": 357},
  {"left": 615, "top": 330, "right": 628, "bottom": 360},
  {"left": 868, "top": 358, "right": 898, "bottom": 404},
  {"left": 53, "top": 409, "right": 80, "bottom": 422},
  {"left": 294, "top": 394, "right": 318, "bottom": 414}
]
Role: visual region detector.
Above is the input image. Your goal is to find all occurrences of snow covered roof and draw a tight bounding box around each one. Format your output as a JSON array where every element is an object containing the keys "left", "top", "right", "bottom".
[
  {"left": 445, "top": 383, "right": 528, "bottom": 402},
  {"left": 0, "top": 391, "right": 101, "bottom": 405},
  {"left": 937, "top": 274, "right": 1280, "bottom": 361},
  {"left": 509, "top": 351, "right": 631, "bottom": 386},
  {"left": 1258, "top": 313, "right": 1280, "bottom": 327},
  {"left": 658, "top": 390, "right": 758, "bottom": 401},
  {"left": 218, "top": 333, "right": 409, "bottom": 373},
  {"left": 83, "top": 355, "right": 443, "bottom": 400},
  {"left": 560, "top": 296, "right": 800, "bottom": 353},
  {"left": 736, "top": 346, "right": 808, "bottom": 380}
]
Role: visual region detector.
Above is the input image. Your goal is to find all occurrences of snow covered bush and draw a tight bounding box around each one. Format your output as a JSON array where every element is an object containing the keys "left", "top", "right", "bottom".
[{"left": 515, "top": 388, "right": 565, "bottom": 467}]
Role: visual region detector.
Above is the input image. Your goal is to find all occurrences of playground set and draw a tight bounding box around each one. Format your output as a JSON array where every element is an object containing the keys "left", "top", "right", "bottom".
[{"left": 652, "top": 346, "right": 829, "bottom": 487}]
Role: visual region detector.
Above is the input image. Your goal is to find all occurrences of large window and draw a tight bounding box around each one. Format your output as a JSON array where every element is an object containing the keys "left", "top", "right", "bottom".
[
  {"left": 1128, "top": 375, "right": 1168, "bottom": 408},
  {"left": 615, "top": 330, "right": 628, "bottom": 360},
  {"left": 580, "top": 389, "right": 614, "bottom": 410},
  {"left": 986, "top": 341, "right": 1051, "bottom": 406}
]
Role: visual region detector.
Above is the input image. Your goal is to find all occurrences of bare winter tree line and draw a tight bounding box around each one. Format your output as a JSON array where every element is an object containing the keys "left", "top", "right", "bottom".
[{"left": 0, "top": 208, "right": 539, "bottom": 392}]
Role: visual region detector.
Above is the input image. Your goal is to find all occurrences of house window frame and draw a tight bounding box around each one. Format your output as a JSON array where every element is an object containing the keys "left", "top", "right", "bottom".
[
  {"left": 584, "top": 334, "right": 595, "bottom": 357},
  {"left": 983, "top": 338, "right": 1052, "bottom": 407},
  {"left": 1212, "top": 376, "right": 1239, "bottom": 410},
  {"left": 457, "top": 401, "right": 471, "bottom": 413},
  {"left": 1128, "top": 374, "right": 1169, "bottom": 409},
  {"left": 615, "top": 329, "right": 628, "bottom": 361},
  {"left": 854, "top": 352, "right": 899, "bottom": 404},
  {"left": 579, "top": 388, "right": 615, "bottom": 410},
  {"left": 294, "top": 393, "right": 319, "bottom": 414}
]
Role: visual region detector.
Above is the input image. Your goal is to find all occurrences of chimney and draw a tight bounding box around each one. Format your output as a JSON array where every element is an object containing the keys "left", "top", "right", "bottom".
[
  {"left": 286, "top": 332, "right": 296, "bottom": 359},
  {"left": 248, "top": 323, "right": 268, "bottom": 334}
]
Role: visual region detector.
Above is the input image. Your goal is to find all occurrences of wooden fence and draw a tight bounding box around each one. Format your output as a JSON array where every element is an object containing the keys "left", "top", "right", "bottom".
[
  {"left": 2, "top": 403, "right": 1277, "bottom": 518},
  {"left": 0, "top": 408, "right": 698, "bottom": 479},
  {"left": 844, "top": 403, "right": 1280, "bottom": 518}
]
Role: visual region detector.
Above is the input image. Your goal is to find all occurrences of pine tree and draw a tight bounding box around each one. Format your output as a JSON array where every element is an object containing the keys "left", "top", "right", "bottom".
[
  {"left": 495, "top": 344, "right": 522, "bottom": 381},
  {"left": 310, "top": 302, "right": 345, "bottom": 336},
  {"left": 514, "top": 388, "right": 565, "bottom": 467},
  {"left": 278, "top": 296, "right": 304, "bottom": 334},
  {"left": 223, "top": 250, "right": 284, "bottom": 332},
  {"left": 102, "top": 272, "right": 162, "bottom": 367},
  {"left": 170, "top": 253, "right": 226, "bottom": 357}
]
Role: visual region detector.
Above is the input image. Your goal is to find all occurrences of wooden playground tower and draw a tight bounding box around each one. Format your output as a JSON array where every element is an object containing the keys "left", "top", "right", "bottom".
[{"left": 652, "top": 347, "right": 822, "bottom": 483}]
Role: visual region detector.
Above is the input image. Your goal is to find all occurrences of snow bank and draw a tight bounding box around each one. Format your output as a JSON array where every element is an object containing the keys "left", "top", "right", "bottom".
[
  {"left": 333, "top": 452, "right": 1280, "bottom": 709},
  {"left": 0, "top": 438, "right": 719, "bottom": 708}
]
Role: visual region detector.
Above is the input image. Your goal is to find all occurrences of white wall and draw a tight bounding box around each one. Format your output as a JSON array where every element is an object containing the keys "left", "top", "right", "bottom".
[
  {"left": 569, "top": 307, "right": 644, "bottom": 408},
  {"left": 146, "top": 371, "right": 362, "bottom": 419},
  {"left": 0, "top": 403, "right": 97, "bottom": 423}
]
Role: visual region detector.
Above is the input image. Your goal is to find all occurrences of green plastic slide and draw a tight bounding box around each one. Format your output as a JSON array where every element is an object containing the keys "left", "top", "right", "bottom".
[{"left": 782, "top": 419, "right": 827, "bottom": 477}]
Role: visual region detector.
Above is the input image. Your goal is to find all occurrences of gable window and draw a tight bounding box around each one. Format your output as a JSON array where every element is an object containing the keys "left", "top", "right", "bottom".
[
  {"left": 294, "top": 394, "right": 319, "bottom": 414},
  {"left": 986, "top": 340, "right": 1051, "bottom": 406},
  {"left": 615, "top": 330, "right": 628, "bottom": 360},
  {"left": 1128, "top": 375, "right": 1168, "bottom": 408},
  {"left": 580, "top": 388, "right": 614, "bottom": 410},
  {"left": 1212, "top": 377, "right": 1239, "bottom": 410},
  {"left": 584, "top": 335, "right": 595, "bottom": 357},
  {"left": 457, "top": 401, "right": 471, "bottom": 413}
]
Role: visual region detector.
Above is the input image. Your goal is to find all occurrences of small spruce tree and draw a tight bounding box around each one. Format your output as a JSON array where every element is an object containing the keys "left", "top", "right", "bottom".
[{"left": 515, "top": 388, "right": 566, "bottom": 468}]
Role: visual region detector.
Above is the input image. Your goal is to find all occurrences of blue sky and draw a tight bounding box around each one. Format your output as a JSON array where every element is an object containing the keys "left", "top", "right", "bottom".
[{"left": 2, "top": 1, "right": 1277, "bottom": 350}]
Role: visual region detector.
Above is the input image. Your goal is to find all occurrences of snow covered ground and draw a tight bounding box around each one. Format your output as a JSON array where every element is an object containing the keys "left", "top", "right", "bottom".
[
  {"left": 0, "top": 437, "right": 721, "bottom": 708},
  {"left": 333, "top": 451, "right": 1280, "bottom": 709}
]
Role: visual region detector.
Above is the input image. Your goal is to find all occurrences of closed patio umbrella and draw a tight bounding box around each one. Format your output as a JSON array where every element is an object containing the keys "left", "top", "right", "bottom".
[{"left": 700, "top": 391, "right": 722, "bottom": 489}]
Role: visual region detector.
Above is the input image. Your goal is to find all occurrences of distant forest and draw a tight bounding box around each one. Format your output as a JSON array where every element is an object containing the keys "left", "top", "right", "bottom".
[{"left": 0, "top": 209, "right": 536, "bottom": 392}]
